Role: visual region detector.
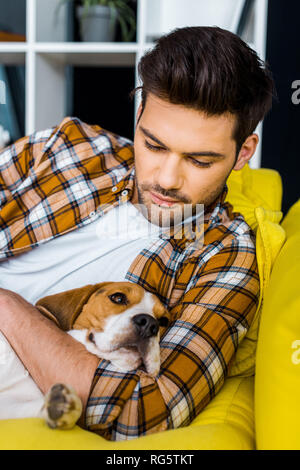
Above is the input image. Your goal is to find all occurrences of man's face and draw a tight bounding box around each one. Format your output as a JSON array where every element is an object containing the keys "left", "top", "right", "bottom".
[{"left": 132, "top": 93, "right": 255, "bottom": 226}]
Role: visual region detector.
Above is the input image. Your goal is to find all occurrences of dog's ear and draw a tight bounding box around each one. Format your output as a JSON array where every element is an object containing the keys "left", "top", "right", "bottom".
[{"left": 35, "top": 283, "right": 111, "bottom": 330}]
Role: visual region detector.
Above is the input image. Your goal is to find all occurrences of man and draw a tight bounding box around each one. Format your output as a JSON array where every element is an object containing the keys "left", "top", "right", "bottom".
[{"left": 0, "top": 26, "right": 274, "bottom": 440}]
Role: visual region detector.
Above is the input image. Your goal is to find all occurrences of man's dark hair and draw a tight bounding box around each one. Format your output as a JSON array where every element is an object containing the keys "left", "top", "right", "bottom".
[{"left": 132, "top": 26, "right": 275, "bottom": 154}]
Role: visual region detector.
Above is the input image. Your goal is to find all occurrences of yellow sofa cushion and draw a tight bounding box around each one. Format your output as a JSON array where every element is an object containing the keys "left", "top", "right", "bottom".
[
  {"left": 255, "top": 199, "right": 300, "bottom": 450},
  {"left": 225, "top": 165, "right": 285, "bottom": 377},
  {"left": 0, "top": 376, "right": 254, "bottom": 450}
]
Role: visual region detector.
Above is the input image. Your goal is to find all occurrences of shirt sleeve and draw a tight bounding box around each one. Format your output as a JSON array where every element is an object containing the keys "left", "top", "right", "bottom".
[
  {"left": 85, "top": 234, "right": 260, "bottom": 441},
  {"left": 0, "top": 126, "right": 56, "bottom": 209}
]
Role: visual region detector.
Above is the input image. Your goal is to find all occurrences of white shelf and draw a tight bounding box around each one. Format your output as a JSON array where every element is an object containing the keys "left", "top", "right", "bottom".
[
  {"left": 34, "top": 43, "right": 138, "bottom": 66},
  {"left": 0, "top": 43, "right": 138, "bottom": 52},
  {"left": 34, "top": 42, "right": 139, "bottom": 52},
  {"left": 0, "top": 43, "right": 28, "bottom": 52},
  {"left": 0, "top": 0, "right": 268, "bottom": 168},
  {"left": 0, "top": 42, "right": 154, "bottom": 54}
]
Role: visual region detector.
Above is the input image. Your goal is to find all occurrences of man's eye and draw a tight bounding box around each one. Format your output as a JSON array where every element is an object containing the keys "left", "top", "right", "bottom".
[
  {"left": 188, "top": 158, "right": 212, "bottom": 168},
  {"left": 109, "top": 292, "right": 128, "bottom": 305},
  {"left": 144, "top": 140, "right": 164, "bottom": 152},
  {"left": 144, "top": 140, "right": 211, "bottom": 168}
]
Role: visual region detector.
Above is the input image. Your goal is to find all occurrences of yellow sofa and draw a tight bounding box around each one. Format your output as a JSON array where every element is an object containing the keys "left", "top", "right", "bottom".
[
  {"left": 1, "top": 164, "right": 297, "bottom": 450},
  {"left": 255, "top": 198, "right": 300, "bottom": 450}
]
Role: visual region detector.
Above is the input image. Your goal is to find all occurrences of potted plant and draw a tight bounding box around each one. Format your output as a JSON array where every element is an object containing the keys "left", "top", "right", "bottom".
[{"left": 59, "top": 0, "right": 136, "bottom": 42}]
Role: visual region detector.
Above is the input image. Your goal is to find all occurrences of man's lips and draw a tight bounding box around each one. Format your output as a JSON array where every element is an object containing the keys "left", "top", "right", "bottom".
[{"left": 150, "top": 191, "right": 179, "bottom": 207}]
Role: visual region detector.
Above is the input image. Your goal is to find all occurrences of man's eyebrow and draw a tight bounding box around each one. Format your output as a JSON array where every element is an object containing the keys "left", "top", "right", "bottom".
[
  {"left": 182, "top": 150, "right": 226, "bottom": 158},
  {"left": 140, "top": 126, "right": 226, "bottom": 158},
  {"left": 140, "top": 126, "right": 168, "bottom": 148}
]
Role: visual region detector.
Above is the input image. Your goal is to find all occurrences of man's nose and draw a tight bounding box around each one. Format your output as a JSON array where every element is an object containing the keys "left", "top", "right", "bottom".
[
  {"left": 132, "top": 314, "right": 159, "bottom": 338},
  {"left": 155, "top": 154, "right": 183, "bottom": 190}
]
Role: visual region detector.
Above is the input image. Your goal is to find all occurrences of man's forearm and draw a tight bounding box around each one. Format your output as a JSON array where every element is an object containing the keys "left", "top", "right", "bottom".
[{"left": 0, "top": 289, "right": 100, "bottom": 418}]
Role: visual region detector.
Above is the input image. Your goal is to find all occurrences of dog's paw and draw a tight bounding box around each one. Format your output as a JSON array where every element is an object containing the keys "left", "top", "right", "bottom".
[{"left": 42, "top": 383, "right": 82, "bottom": 430}]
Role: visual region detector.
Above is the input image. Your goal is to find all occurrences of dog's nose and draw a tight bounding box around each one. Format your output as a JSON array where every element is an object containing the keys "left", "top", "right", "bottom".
[{"left": 132, "top": 314, "right": 159, "bottom": 338}]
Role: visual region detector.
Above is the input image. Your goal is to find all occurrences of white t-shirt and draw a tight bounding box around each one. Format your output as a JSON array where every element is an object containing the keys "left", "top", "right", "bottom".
[
  {"left": 0, "top": 201, "right": 162, "bottom": 304},
  {"left": 0, "top": 201, "right": 162, "bottom": 419}
]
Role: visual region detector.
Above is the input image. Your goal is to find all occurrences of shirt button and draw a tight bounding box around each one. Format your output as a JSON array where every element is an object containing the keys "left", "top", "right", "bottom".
[{"left": 112, "top": 186, "right": 118, "bottom": 192}]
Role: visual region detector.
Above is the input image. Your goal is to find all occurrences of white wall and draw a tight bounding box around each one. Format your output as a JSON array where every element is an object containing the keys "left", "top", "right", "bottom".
[
  {"left": 36, "top": 0, "right": 68, "bottom": 42},
  {"left": 146, "top": 0, "right": 245, "bottom": 40}
]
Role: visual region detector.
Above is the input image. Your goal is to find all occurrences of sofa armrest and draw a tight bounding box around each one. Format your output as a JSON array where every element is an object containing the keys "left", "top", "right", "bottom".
[{"left": 255, "top": 200, "right": 300, "bottom": 450}]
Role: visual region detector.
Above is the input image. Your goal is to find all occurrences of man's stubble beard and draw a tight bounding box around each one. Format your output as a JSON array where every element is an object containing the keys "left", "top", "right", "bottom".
[{"left": 133, "top": 174, "right": 227, "bottom": 228}]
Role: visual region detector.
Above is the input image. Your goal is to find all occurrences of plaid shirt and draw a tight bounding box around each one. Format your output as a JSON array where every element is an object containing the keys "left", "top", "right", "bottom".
[{"left": 0, "top": 116, "right": 259, "bottom": 441}]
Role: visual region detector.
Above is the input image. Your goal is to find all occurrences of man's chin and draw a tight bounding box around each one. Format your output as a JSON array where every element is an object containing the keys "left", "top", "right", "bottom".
[{"left": 145, "top": 202, "right": 187, "bottom": 228}]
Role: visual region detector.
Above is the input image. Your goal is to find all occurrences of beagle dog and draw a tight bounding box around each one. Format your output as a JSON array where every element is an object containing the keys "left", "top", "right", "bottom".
[{"left": 34, "top": 281, "right": 171, "bottom": 430}]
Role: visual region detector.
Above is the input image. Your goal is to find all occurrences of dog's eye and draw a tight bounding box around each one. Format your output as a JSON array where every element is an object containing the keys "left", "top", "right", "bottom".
[
  {"left": 159, "top": 316, "right": 169, "bottom": 327},
  {"left": 109, "top": 292, "right": 128, "bottom": 305}
]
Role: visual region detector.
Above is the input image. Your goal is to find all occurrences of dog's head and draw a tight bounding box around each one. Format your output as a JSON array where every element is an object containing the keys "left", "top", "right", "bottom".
[{"left": 36, "top": 282, "right": 171, "bottom": 376}]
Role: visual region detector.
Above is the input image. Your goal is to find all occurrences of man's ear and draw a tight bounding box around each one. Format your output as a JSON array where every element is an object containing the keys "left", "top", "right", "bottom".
[{"left": 233, "top": 133, "right": 259, "bottom": 171}]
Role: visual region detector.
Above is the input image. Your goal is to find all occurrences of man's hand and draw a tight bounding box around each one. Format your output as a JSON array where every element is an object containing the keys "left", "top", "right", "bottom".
[{"left": 0, "top": 288, "right": 100, "bottom": 424}]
